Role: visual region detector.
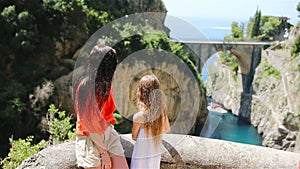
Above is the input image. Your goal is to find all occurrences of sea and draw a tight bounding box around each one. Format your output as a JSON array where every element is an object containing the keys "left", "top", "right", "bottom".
[
  {"left": 166, "top": 17, "right": 244, "bottom": 83},
  {"left": 166, "top": 17, "right": 244, "bottom": 40}
]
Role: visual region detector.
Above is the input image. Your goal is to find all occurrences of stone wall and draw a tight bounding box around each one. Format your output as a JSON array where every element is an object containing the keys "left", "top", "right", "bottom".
[{"left": 18, "top": 134, "right": 300, "bottom": 169}]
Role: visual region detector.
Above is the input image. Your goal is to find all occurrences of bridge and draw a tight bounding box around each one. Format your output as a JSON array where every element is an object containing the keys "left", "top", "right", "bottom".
[{"left": 173, "top": 40, "right": 272, "bottom": 93}]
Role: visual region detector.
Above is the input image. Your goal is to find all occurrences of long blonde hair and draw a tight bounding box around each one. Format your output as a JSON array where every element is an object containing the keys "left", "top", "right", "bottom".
[{"left": 137, "top": 74, "right": 164, "bottom": 147}]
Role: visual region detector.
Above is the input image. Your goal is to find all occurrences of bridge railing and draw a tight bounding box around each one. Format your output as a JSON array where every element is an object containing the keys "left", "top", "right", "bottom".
[{"left": 170, "top": 39, "right": 272, "bottom": 46}]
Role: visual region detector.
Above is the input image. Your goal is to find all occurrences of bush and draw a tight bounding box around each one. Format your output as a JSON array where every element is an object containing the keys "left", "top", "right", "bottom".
[
  {"left": 259, "top": 61, "right": 281, "bottom": 79},
  {"left": 114, "top": 110, "right": 132, "bottom": 134},
  {"left": 1, "top": 104, "right": 75, "bottom": 168},
  {"left": 291, "top": 35, "right": 300, "bottom": 58},
  {"left": 47, "top": 104, "right": 75, "bottom": 145},
  {"left": 0, "top": 82, "right": 27, "bottom": 124},
  {"left": 219, "top": 51, "right": 239, "bottom": 81},
  {"left": 0, "top": 136, "right": 47, "bottom": 169}
]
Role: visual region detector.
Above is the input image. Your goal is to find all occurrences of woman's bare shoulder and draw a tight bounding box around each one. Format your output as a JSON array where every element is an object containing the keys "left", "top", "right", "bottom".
[{"left": 133, "top": 111, "right": 145, "bottom": 123}]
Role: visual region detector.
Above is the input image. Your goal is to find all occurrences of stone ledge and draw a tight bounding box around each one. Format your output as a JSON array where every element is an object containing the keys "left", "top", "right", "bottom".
[{"left": 18, "top": 134, "right": 300, "bottom": 169}]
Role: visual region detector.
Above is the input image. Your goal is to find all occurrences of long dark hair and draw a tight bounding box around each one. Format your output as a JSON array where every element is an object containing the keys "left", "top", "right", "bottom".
[{"left": 76, "top": 45, "right": 118, "bottom": 114}]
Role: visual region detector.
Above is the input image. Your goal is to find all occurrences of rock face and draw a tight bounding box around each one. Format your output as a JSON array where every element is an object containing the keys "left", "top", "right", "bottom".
[
  {"left": 206, "top": 62, "right": 241, "bottom": 116},
  {"left": 252, "top": 50, "right": 300, "bottom": 152},
  {"left": 53, "top": 71, "right": 74, "bottom": 114},
  {"left": 17, "top": 141, "right": 78, "bottom": 169},
  {"left": 206, "top": 49, "right": 300, "bottom": 152},
  {"left": 18, "top": 134, "right": 300, "bottom": 169},
  {"left": 112, "top": 50, "right": 208, "bottom": 135}
]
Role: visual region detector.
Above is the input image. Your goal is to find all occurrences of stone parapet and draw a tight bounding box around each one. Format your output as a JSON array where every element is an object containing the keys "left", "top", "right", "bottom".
[{"left": 18, "top": 134, "right": 300, "bottom": 169}]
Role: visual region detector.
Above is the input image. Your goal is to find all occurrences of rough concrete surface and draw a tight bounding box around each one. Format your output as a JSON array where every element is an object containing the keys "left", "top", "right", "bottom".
[{"left": 18, "top": 134, "right": 300, "bottom": 169}]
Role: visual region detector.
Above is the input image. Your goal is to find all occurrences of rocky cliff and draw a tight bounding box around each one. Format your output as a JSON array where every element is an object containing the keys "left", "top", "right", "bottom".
[{"left": 206, "top": 48, "right": 300, "bottom": 152}]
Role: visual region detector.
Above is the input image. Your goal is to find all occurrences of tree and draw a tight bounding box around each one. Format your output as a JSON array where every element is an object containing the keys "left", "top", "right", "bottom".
[
  {"left": 0, "top": 0, "right": 170, "bottom": 160},
  {"left": 225, "top": 21, "right": 244, "bottom": 41},
  {"left": 0, "top": 0, "right": 89, "bottom": 85},
  {"left": 251, "top": 9, "right": 261, "bottom": 38},
  {"left": 291, "top": 35, "right": 300, "bottom": 57},
  {"left": 246, "top": 18, "right": 254, "bottom": 39},
  {"left": 0, "top": 1, "right": 90, "bottom": 141},
  {"left": 260, "top": 16, "right": 281, "bottom": 40}
]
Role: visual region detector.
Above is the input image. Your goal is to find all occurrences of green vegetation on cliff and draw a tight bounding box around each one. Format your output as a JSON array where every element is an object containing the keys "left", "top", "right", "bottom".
[
  {"left": 0, "top": 0, "right": 207, "bottom": 161},
  {"left": 258, "top": 61, "right": 281, "bottom": 80},
  {"left": 291, "top": 34, "right": 300, "bottom": 58},
  {"left": 0, "top": 0, "right": 167, "bottom": 154},
  {"left": 218, "top": 51, "right": 239, "bottom": 81},
  {"left": 0, "top": 0, "right": 167, "bottom": 90},
  {"left": 101, "top": 20, "right": 205, "bottom": 94}
]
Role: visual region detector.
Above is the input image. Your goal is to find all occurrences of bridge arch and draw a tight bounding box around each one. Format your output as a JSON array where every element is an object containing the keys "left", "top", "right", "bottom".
[
  {"left": 177, "top": 40, "right": 268, "bottom": 93},
  {"left": 229, "top": 49, "right": 250, "bottom": 75},
  {"left": 207, "top": 48, "right": 251, "bottom": 75},
  {"left": 198, "top": 48, "right": 250, "bottom": 93}
]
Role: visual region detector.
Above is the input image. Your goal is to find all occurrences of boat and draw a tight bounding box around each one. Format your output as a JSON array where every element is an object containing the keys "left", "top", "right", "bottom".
[
  {"left": 209, "top": 102, "right": 221, "bottom": 109},
  {"left": 207, "top": 102, "right": 227, "bottom": 114}
]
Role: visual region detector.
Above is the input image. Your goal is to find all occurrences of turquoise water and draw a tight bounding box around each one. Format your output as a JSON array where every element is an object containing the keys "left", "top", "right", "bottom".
[
  {"left": 201, "top": 99, "right": 262, "bottom": 146},
  {"left": 210, "top": 111, "right": 262, "bottom": 146}
]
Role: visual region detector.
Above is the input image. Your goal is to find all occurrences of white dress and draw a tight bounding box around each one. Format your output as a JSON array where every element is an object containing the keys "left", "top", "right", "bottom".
[{"left": 130, "top": 128, "right": 162, "bottom": 169}]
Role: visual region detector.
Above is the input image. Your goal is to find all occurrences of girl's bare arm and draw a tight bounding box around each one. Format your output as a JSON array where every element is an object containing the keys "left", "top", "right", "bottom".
[
  {"left": 163, "top": 108, "right": 171, "bottom": 133},
  {"left": 132, "top": 112, "right": 144, "bottom": 140},
  {"left": 132, "top": 121, "right": 141, "bottom": 140}
]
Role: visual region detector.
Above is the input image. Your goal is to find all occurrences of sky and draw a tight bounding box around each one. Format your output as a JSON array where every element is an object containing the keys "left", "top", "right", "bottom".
[
  {"left": 163, "top": 0, "right": 299, "bottom": 25},
  {"left": 162, "top": 0, "right": 299, "bottom": 40}
]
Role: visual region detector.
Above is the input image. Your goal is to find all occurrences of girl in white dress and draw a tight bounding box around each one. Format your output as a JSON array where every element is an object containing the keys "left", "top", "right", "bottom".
[{"left": 130, "top": 74, "right": 170, "bottom": 169}]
